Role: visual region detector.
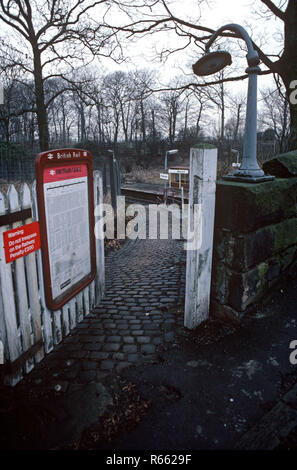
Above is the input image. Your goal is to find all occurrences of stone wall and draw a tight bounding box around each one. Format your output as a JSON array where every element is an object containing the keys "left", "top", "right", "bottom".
[{"left": 210, "top": 151, "right": 297, "bottom": 321}]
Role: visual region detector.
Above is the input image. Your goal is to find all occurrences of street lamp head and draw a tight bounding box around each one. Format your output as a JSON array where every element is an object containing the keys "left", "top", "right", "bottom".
[
  {"left": 167, "top": 149, "right": 179, "bottom": 155},
  {"left": 107, "top": 149, "right": 113, "bottom": 153},
  {"left": 191, "top": 23, "right": 273, "bottom": 182},
  {"left": 192, "top": 51, "right": 232, "bottom": 76}
]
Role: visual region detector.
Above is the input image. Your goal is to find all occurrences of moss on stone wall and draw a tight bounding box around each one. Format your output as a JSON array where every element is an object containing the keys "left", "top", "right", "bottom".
[
  {"left": 263, "top": 150, "right": 297, "bottom": 177},
  {"left": 215, "top": 178, "right": 297, "bottom": 233},
  {"left": 211, "top": 171, "right": 297, "bottom": 321}
]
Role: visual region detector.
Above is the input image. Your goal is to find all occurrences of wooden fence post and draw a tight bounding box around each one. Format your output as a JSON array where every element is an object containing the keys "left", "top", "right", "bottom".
[
  {"left": 184, "top": 146, "right": 218, "bottom": 329},
  {"left": 21, "top": 183, "right": 44, "bottom": 363},
  {"left": 0, "top": 189, "right": 23, "bottom": 384},
  {"left": 8, "top": 185, "right": 34, "bottom": 373},
  {"left": 32, "top": 181, "right": 54, "bottom": 354}
]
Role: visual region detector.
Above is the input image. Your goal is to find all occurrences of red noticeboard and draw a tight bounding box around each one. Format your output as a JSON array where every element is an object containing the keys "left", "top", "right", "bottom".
[
  {"left": 35, "top": 149, "right": 96, "bottom": 311},
  {"left": 3, "top": 221, "right": 41, "bottom": 263}
]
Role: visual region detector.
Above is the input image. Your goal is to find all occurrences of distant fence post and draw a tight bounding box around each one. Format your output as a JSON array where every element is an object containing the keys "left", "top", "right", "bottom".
[
  {"left": 94, "top": 170, "right": 105, "bottom": 304},
  {"left": 114, "top": 158, "right": 121, "bottom": 197},
  {"left": 184, "top": 146, "right": 218, "bottom": 329},
  {"left": 102, "top": 160, "right": 107, "bottom": 195},
  {"left": 108, "top": 152, "right": 116, "bottom": 211}
]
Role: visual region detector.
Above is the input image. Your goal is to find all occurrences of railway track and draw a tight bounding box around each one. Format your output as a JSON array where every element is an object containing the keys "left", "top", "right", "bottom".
[{"left": 120, "top": 187, "right": 188, "bottom": 206}]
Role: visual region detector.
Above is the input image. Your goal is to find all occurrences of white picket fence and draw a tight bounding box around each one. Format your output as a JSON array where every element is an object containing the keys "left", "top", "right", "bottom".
[{"left": 0, "top": 170, "right": 105, "bottom": 386}]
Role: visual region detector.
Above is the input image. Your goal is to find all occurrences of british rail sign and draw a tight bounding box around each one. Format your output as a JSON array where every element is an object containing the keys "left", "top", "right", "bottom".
[{"left": 35, "top": 149, "right": 96, "bottom": 310}]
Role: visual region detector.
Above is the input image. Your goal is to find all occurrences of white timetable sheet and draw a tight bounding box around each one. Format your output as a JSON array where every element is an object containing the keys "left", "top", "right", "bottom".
[{"left": 43, "top": 164, "right": 91, "bottom": 300}]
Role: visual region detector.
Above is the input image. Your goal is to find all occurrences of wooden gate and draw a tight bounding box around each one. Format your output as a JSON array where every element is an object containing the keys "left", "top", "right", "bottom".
[{"left": 0, "top": 171, "right": 104, "bottom": 385}]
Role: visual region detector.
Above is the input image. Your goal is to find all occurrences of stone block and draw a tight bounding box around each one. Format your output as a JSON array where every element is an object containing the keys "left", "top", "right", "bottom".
[
  {"left": 280, "top": 246, "right": 297, "bottom": 272},
  {"left": 215, "top": 218, "right": 297, "bottom": 271},
  {"left": 211, "top": 262, "right": 230, "bottom": 305},
  {"left": 136, "top": 336, "right": 150, "bottom": 344},
  {"left": 214, "top": 178, "right": 297, "bottom": 233},
  {"left": 100, "top": 360, "right": 115, "bottom": 370},
  {"left": 224, "top": 257, "right": 284, "bottom": 312},
  {"left": 263, "top": 150, "right": 297, "bottom": 177},
  {"left": 210, "top": 300, "right": 242, "bottom": 323},
  {"left": 123, "top": 336, "right": 135, "bottom": 344},
  {"left": 141, "top": 344, "right": 156, "bottom": 354},
  {"left": 123, "top": 344, "right": 137, "bottom": 353},
  {"left": 115, "top": 362, "right": 131, "bottom": 372},
  {"left": 102, "top": 343, "right": 121, "bottom": 352}
]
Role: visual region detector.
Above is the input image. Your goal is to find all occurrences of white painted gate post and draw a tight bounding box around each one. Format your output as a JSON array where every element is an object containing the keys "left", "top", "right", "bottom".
[{"left": 184, "top": 146, "right": 217, "bottom": 329}]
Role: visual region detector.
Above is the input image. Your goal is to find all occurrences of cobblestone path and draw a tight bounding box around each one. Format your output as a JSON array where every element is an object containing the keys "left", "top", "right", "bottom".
[{"left": 24, "top": 218, "right": 186, "bottom": 386}]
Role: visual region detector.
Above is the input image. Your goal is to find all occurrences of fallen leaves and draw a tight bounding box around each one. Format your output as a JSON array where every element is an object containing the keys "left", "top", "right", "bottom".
[{"left": 72, "top": 378, "right": 151, "bottom": 449}]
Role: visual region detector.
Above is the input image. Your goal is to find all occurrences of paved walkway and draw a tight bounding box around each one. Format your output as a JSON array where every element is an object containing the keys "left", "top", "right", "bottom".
[
  {"left": 24, "top": 221, "right": 186, "bottom": 384},
  {"left": 0, "top": 213, "right": 187, "bottom": 449},
  {"left": 4, "top": 208, "right": 297, "bottom": 450}
]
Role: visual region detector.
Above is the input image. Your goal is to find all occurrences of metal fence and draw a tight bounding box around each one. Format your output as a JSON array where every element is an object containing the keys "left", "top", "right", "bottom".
[
  {"left": 0, "top": 158, "right": 35, "bottom": 182},
  {"left": 0, "top": 143, "right": 39, "bottom": 182},
  {"left": 0, "top": 146, "right": 121, "bottom": 207}
]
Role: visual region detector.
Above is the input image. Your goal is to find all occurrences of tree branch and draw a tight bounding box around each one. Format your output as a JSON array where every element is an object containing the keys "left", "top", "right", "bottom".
[
  {"left": 0, "top": 0, "right": 30, "bottom": 36},
  {"left": 151, "top": 69, "right": 273, "bottom": 95},
  {"left": 261, "top": 0, "right": 285, "bottom": 20},
  {"left": 107, "top": 5, "right": 278, "bottom": 73}
]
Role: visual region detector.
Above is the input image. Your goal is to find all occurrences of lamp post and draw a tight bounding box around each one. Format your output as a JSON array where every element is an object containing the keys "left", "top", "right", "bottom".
[
  {"left": 192, "top": 23, "right": 274, "bottom": 183},
  {"left": 164, "top": 149, "right": 178, "bottom": 205}
]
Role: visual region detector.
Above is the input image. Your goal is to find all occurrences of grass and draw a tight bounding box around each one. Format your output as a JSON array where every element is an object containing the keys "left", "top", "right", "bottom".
[
  {"left": 122, "top": 166, "right": 162, "bottom": 185},
  {"left": 121, "top": 159, "right": 235, "bottom": 184}
]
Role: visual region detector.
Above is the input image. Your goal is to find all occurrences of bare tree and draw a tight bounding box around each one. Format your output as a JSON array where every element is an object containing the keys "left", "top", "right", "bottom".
[
  {"left": 103, "top": 0, "right": 297, "bottom": 150},
  {"left": 160, "top": 87, "right": 183, "bottom": 144},
  {"left": 203, "top": 70, "right": 229, "bottom": 141},
  {"left": 224, "top": 93, "right": 246, "bottom": 142},
  {"left": 260, "top": 87, "right": 290, "bottom": 152},
  {"left": 0, "top": 1, "right": 122, "bottom": 150},
  {"left": 0, "top": 72, "right": 35, "bottom": 143}
]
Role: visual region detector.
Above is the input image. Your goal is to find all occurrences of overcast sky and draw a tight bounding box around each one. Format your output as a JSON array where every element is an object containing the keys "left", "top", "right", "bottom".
[
  {"left": 0, "top": 0, "right": 285, "bottom": 136},
  {"left": 101, "top": 0, "right": 283, "bottom": 96}
]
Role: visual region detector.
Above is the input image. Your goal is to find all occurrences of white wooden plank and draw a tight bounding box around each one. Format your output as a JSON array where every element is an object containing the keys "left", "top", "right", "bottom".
[
  {"left": 89, "top": 280, "right": 95, "bottom": 310},
  {"left": 69, "top": 298, "right": 77, "bottom": 330},
  {"left": 21, "top": 183, "right": 44, "bottom": 363},
  {"left": 76, "top": 291, "right": 84, "bottom": 323},
  {"left": 83, "top": 286, "right": 90, "bottom": 319},
  {"left": 8, "top": 185, "right": 34, "bottom": 374},
  {"left": 0, "top": 190, "right": 23, "bottom": 385},
  {"left": 62, "top": 304, "right": 70, "bottom": 336},
  {"left": 184, "top": 147, "right": 218, "bottom": 329},
  {"left": 32, "top": 181, "right": 54, "bottom": 353},
  {"left": 0, "top": 192, "right": 8, "bottom": 365},
  {"left": 0, "top": 275, "right": 7, "bottom": 364},
  {"left": 53, "top": 310, "right": 62, "bottom": 345}
]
